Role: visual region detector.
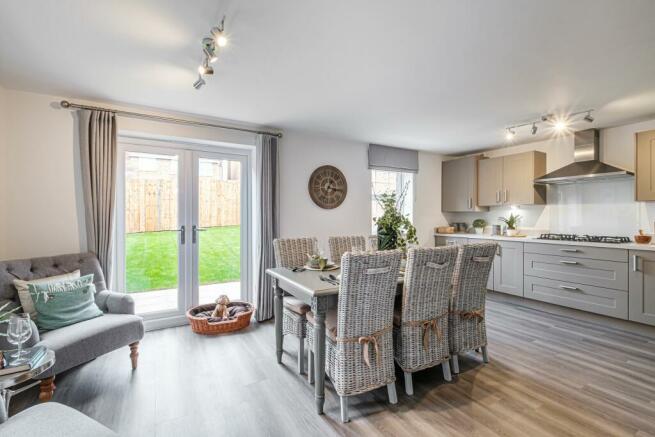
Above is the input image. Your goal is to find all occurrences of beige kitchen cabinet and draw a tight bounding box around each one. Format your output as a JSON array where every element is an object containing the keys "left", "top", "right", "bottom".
[
  {"left": 441, "top": 155, "right": 488, "bottom": 212},
  {"left": 629, "top": 250, "right": 655, "bottom": 326},
  {"left": 493, "top": 241, "right": 524, "bottom": 296},
  {"left": 636, "top": 130, "right": 655, "bottom": 201},
  {"left": 477, "top": 151, "right": 547, "bottom": 206}
]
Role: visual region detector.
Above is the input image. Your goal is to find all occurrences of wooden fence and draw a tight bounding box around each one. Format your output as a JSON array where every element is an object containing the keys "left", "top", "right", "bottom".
[{"left": 126, "top": 178, "right": 240, "bottom": 233}]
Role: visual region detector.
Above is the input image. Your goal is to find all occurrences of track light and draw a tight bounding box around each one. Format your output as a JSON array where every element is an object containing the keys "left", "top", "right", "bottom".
[
  {"left": 212, "top": 17, "right": 228, "bottom": 47},
  {"left": 583, "top": 111, "right": 594, "bottom": 123},
  {"left": 554, "top": 119, "right": 568, "bottom": 131},
  {"left": 531, "top": 123, "right": 538, "bottom": 135},
  {"left": 198, "top": 60, "right": 214, "bottom": 75},
  {"left": 505, "top": 128, "right": 516, "bottom": 141},
  {"left": 203, "top": 39, "right": 218, "bottom": 63},
  {"left": 193, "top": 75, "right": 206, "bottom": 90}
]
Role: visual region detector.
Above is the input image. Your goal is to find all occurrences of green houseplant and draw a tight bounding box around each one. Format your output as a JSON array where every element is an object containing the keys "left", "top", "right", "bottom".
[
  {"left": 374, "top": 191, "right": 418, "bottom": 251},
  {"left": 499, "top": 213, "right": 521, "bottom": 236},
  {"left": 472, "top": 218, "right": 487, "bottom": 235}
]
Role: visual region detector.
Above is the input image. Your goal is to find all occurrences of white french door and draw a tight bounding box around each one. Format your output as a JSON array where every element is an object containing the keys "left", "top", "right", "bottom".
[{"left": 116, "top": 139, "right": 251, "bottom": 329}]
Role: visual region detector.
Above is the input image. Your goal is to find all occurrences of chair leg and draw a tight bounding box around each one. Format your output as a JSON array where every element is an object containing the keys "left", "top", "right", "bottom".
[
  {"left": 481, "top": 345, "right": 489, "bottom": 363},
  {"left": 129, "top": 342, "right": 139, "bottom": 370},
  {"left": 39, "top": 376, "right": 56, "bottom": 402},
  {"left": 387, "top": 382, "right": 398, "bottom": 404},
  {"left": 297, "top": 335, "right": 305, "bottom": 375},
  {"left": 308, "top": 350, "right": 315, "bottom": 384},
  {"left": 442, "top": 360, "right": 452, "bottom": 382},
  {"left": 403, "top": 372, "right": 414, "bottom": 396},
  {"left": 451, "top": 354, "right": 460, "bottom": 374},
  {"left": 340, "top": 396, "right": 350, "bottom": 423}
]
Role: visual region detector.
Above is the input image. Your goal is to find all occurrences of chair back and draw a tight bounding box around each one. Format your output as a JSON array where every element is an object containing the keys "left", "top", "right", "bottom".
[
  {"left": 272, "top": 237, "right": 318, "bottom": 268},
  {"left": 367, "top": 235, "right": 378, "bottom": 252},
  {"left": 451, "top": 243, "right": 497, "bottom": 314},
  {"left": 328, "top": 235, "right": 366, "bottom": 264},
  {"left": 337, "top": 251, "right": 402, "bottom": 340},
  {"left": 400, "top": 246, "right": 458, "bottom": 324}
]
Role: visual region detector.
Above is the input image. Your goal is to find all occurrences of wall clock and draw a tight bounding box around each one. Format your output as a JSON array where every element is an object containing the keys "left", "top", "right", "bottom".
[{"left": 308, "top": 165, "right": 348, "bottom": 209}]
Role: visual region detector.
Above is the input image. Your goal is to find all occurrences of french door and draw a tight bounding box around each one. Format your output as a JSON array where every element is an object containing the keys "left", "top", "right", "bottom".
[{"left": 116, "top": 139, "right": 250, "bottom": 328}]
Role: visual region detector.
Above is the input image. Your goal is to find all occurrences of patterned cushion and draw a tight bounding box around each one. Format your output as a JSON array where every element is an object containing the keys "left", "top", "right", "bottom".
[
  {"left": 306, "top": 309, "right": 338, "bottom": 340},
  {"left": 283, "top": 297, "right": 310, "bottom": 315},
  {"left": 13, "top": 270, "right": 81, "bottom": 320}
]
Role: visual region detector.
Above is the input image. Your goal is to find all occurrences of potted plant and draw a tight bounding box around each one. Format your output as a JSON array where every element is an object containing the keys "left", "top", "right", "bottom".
[
  {"left": 499, "top": 213, "right": 521, "bottom": 237},
  {"left": 472, "top": 218, "right": 487, "bottom": 235},
  {"left": 374, "top": 190, "right": 418, "bottom": 252}
]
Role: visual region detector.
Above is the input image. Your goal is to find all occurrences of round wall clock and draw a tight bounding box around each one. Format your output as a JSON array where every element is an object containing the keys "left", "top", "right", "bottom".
[{"left": 308, "top": 165, "right": 348, "bottom": 209}]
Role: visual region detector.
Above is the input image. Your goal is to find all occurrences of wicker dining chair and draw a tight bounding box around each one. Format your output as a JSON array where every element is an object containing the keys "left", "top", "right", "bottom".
[
  {"left": 449, "top": 243, "right": 497, "bottom": 374},
  {"left": 393, "top": 246, "right": 459, "bottom": 395},
  {"left": 307, "top": 250, "right": 402, "bottom": 422},
  {"left": 328, "top": 235, "right": 367, "bottom": 264},
  {"left": 273, "top": 237, "right": 319, "bottom": 375},
  {"left": 367, "top": 235, "right": 378, "bottom": 252}
]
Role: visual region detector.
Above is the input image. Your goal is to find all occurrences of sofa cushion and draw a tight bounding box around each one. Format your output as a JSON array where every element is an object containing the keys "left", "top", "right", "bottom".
[
  {"left": 13, "top": 270, "right": 80, "bottom": 320},
  {"left": 37, "top": 313, "right": 144, "bottom": 377},
  {"left": 0, "top": 402, "right": 117, "bottom": 437}
]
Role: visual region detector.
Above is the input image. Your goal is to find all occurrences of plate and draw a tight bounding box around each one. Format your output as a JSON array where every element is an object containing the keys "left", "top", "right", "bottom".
[{"left": 304, "top": 263, "right": 339, "bottom": 271}]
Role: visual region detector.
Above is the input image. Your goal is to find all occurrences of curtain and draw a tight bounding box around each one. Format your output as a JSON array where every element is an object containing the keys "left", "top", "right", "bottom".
[
  {"left": 255, "top": 134, "right": 279, "bottom": 321},
  {"left": 79, "top": 110, "right": 117, "bottom": 285}
]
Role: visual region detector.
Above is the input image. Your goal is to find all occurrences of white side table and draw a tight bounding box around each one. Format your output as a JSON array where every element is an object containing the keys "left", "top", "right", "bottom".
[{"left": 0, "top": 348, "right": 55, "bottom": 423}]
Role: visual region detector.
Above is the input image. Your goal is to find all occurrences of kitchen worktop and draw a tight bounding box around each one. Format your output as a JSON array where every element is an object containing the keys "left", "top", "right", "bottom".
[{"left": 434, "top": 232, "right": 655, "bottom": 251}]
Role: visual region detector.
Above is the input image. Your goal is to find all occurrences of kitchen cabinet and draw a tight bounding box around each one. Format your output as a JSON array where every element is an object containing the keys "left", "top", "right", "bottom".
[
  {"left": 477, "top": 151, "right": 547, "bottom": 206},
  {"left": 629, "top": 250, "right": 655, "bottom": 326},
  {"left": 472, "top": 238, "right": 495, "bottom": 291},
  {"left": 493, "top": 241, "right": 524, "bottom": 296},
  {"left": 636, "top": 130, "right": 655, "bottom": 201},
  {"left": 441, "top": 155, "right": 487, "bottom": 212}
]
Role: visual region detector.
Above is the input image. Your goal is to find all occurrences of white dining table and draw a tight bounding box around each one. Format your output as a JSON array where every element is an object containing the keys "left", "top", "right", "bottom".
[{"left": 266, "top": 267, "right": 404, "bottom": 415}]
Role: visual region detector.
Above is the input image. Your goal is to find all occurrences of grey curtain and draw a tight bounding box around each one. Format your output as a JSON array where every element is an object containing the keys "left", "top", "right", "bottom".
[
  {"left": 79, "top": 110, "right": 117, "bottom": 285},
  {"left": 255, "top": 134, "right": 279, "bottom": 321}
]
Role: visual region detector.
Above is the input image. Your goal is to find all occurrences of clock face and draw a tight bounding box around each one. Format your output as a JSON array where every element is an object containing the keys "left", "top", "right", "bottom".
[{"left": 308, "top": 165, "right": 348, "bottom": 209}]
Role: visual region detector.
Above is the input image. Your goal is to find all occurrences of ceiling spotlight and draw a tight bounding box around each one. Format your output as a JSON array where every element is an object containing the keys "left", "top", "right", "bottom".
[
  {"left": 531, "top": 123, "right": 538, "bottom": 135},
  {"left": 554, "top": 119, "right": 568, "bottom": 131},
  {"left": 583, "top": 111, "right": 594, "bottom": 123},
  {"left": 203, "top": 39, "right": 218, "bottom": 63},
  {"left": 212, "top": 16, "right": 228, "bottom": 47},
  {"left": 198, "top": 60, "right": 214, "bottom": 75},
  {"left": 193, "top": 75, "right": 206, "bottom": 90},
  {"left": 505, "top": 128, "right": 516, "bottom": 141}
]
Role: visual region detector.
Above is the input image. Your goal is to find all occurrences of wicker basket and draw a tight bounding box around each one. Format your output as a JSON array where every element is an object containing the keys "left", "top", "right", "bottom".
[{"left": 186, "top": 301, "right": 255, "bottom": 335}]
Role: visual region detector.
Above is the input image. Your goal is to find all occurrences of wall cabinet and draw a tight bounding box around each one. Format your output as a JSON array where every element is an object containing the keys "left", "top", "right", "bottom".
[
  {"left": 441, "top": 155, "right": 487, "bottom": 212},
  {"left": 636, "top": 130, "right": 655, "bottom": 201},
  {"left": 478, "top": 151, "right": 547, "bottom": 206},
  {"left": 629, "top": 250, "right": 655, "bottom": 326},
  {"left": 493, "top": 241, "right": 524, "bottom": 296}
]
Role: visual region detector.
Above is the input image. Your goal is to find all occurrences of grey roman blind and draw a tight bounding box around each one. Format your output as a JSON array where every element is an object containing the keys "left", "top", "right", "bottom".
[{"left": 368, "top": 144, "right": 419, "bottom": 173}]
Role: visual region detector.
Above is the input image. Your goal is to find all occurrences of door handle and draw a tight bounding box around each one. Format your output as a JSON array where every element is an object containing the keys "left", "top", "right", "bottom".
[
  {"left": 496, "top": 191, "right": 500, "bottom": 203},
  {"left": 559, "top": 285, "right": 579, "bottom": 291},
  {"left": 633, "top": 255, "right": 639, "bottom": 272},
  {"left": 192, "top": 225, "right": 207, "bottom": 244},
  {"left": 504, "top": 189, "right": 509, "bottom": 203},
  {"left": 560, "top": 249, "right": 579, "bottom": 253},
  {"left": 468, "top": 197, "right": 473, "bottom": 209},
  {"left": 177, "top": 225, "right": 186, "bottom": 245},
  {"left": 559, "top": 260, "right": 579, "bottom": 265}
]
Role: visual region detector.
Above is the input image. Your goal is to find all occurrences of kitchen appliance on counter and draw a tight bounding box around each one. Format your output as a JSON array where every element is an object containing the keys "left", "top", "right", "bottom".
[
  {"left": 538, "top": 233, "right": 631, "bottom": 244},
  {"left": 451, "top": 222, "right": 468, "bottom": 233}
]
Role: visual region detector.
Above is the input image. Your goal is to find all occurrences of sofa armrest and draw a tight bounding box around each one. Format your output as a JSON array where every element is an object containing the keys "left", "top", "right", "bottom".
[
  {"left": 0, "top": 319, "right": 40, "bottom": 350},
  {"left": 95, "top": 290, "right": 135, "bottom": 315}
]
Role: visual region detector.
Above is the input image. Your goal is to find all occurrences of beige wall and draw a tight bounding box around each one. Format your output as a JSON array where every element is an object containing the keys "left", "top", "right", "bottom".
[
  {"left": 0, "top": 86, "right": 7, "bottom": 259},
  {"left": 415, "top": 151, "right": 448, "bottom": 244}
]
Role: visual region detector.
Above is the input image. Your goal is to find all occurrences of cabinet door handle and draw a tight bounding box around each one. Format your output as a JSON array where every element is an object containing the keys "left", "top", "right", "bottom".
[
  {"left": 504, "top": 189, "right": 509, "bottom": 203},
  {"left": 559, "top": 285, "right": 579, "bottom": 291},
  {"left": 560, "top": 249, "right": 579, "bottom": 253},
  {"left": 633, "top": 255, "right": 639, "bottom": 272},
  {"left": 496, "top": 191, "right": 500, "bottom": 203},
  {"left": 468, "top": 197, "right": 473, "bottom": 209},
  {"left": 559, "top": 260, "right": 579, "bottom": 265}
]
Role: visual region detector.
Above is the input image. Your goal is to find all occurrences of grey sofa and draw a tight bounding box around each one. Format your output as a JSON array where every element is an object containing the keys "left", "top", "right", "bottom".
[
  {"left": 0, "top": 252, "right": 144, "bottom": 401},
  {"left": 0, "top": 402, "right": 117, "bottom": 437}
]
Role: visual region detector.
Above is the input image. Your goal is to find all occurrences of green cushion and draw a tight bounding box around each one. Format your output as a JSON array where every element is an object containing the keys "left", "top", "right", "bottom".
[{"left": 28, "top": 274, "right": 103, "bottom": 331}]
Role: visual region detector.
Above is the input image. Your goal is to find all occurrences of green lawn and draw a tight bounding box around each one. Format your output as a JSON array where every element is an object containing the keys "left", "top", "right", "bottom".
[{"left": 125, "top": 226, "right": 240, "bottom": 293}]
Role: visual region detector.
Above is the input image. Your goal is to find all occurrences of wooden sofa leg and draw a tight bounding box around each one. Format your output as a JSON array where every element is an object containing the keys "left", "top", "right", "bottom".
[
  {"left": 39, "top": 376, "right": 56, "bottom": 402},
  {"left": 130, "top": 342, "right": 140, "bottom": 370}
]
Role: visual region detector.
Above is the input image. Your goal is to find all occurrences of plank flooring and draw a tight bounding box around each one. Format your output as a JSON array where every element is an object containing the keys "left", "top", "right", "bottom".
[{"left": 9, "top": 296, "right": 655, "bottom": 436}]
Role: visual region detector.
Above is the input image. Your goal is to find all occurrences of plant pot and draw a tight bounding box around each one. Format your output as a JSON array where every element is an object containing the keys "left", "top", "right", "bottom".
[
  {"left": 506, "top": 229, "right": 519, "bottom": 237},
  {"left": 474, "top": 227, "right": 484, "bottom": 235}
]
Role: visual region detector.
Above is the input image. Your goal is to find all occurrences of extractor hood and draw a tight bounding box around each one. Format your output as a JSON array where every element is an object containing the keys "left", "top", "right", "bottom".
[{"left": 534, "top": 129, "right": 634, "bottom": 185}]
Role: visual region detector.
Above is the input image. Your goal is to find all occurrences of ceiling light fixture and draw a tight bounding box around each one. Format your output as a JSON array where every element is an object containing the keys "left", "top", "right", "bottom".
[
  {"left": 554, "top": 119, "right": 568, "bottom": 131},
  {"left": 583, "top": 111, "right": 594, "bottom": 123},
  {"left": 505, "top": 128, "right": 516, "bottom": 141},
  {"left": 531, "top": 123, "right": 538, "bottom": 135},
  {"left": 193, "top": 16, "right": 227, "bottom": 89},
  {"left": 504, "top": 109, "right": 594, "bottom": 140}
]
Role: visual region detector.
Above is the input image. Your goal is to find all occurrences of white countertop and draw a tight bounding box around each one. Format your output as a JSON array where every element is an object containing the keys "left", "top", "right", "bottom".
[{"left": 434, "top": 232, "right": 655, "bottom": 252}]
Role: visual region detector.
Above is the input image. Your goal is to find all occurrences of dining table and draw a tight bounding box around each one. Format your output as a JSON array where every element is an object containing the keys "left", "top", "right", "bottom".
[{"left": 266, "top": 266, "right": 403, "bottom": 415}]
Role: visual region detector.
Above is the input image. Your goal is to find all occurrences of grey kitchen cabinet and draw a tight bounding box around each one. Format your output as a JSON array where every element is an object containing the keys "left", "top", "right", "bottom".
[
  {"left": 441, "top": 155, "right": 487, "bottom": 212},
  {"left": 524, "top": 253, "right": 628, "bottom": 291},
  {"left": 629, "top": 250, "right": 655, "bottom": 326},
  {"left": 477, "top": 151, "right": 547, "bottom": 207},
  {"left": 472, "top": 238, "right": 495, "bottom": 290},
  {"left": 636, "top": 130, "right": 655, "bottom": 201},
  {"left": 493, "top": 241, "right": 524, "bottom": 296}
]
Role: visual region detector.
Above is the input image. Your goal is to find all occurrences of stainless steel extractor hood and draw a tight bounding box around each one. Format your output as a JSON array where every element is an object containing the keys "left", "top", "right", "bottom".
[{"left": 534, "top": 129, "right": 634, "bottom": 185}]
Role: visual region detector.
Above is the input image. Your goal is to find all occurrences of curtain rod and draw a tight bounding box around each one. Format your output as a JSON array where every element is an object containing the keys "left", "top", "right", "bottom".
[{"left": 59, "top": 100, "right": 283, "bottom": 138}]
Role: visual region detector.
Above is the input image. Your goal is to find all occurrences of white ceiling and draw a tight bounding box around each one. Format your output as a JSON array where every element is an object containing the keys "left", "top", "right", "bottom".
[{"left": 1, "top": 0, "right": 655, "bottom": 153}]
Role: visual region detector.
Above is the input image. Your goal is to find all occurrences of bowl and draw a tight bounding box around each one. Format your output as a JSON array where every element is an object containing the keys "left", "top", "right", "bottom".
[{"left": 634, "top": 234, "right": 652, "bottom": 244}]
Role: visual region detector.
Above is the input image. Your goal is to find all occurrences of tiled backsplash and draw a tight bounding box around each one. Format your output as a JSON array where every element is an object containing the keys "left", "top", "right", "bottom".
[{"left": 444, "top": 179, "right": 655, "bottom": 237}]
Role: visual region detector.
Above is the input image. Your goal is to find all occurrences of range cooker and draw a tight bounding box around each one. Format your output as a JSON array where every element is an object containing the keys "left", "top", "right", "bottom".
[{"left": 538, "top": 233, "right": 631, "bottom": 244}]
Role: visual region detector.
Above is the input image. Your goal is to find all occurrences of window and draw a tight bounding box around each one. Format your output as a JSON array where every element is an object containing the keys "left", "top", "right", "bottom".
[{"left": 371, "top": 169, "right": 414, "bottom": 233}]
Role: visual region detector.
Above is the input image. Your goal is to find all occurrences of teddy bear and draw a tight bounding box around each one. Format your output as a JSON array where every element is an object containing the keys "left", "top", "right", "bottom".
[{"left": 211, "top": 294, "right": 230, "bottom": 320}]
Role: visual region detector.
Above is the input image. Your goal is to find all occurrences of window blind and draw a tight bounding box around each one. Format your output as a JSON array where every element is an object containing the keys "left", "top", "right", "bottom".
[{"left": 368, "top": 144, "right": 419, "bottom": 173}]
